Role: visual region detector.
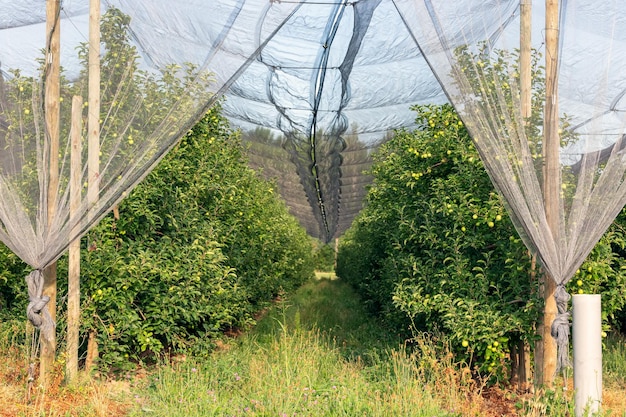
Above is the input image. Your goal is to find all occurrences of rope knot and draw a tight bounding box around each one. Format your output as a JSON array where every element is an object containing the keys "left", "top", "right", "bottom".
[
  {"left": 551, "top": 284, "right": 571, "bottom": 374},
  {"left": 25, "top": 270, "right": 55, "bottom": 337}
]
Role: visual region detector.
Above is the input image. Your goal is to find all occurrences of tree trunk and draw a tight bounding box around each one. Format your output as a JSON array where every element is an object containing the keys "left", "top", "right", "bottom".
[{"left": 520, "top": 340, "right": 532, "bottom": 392}]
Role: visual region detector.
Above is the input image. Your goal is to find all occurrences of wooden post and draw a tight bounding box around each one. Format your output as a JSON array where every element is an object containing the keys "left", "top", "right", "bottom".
[
  {"left": 520, "top": 0, "right": 533, "bottom": 391},
  {"left": 88, "top": 0, "right": 100, "bottom": 209},
  {"left": 85, "top": 0, "right": 101, "bottom": 372},
  {"left": 85, "top": 330, "right": 99, "bottom": 372},
  {"left": 67, "top": 96, "right": 83, "bottom": 382},
  {"left": 520, "top": 0, "right": 532, "bottom": 121},
  {"left": 539, "top": 0, "right": 560, "bottom": 387},
  {"left": 41, "top": 0, "right": 61, "bottom": 387}
]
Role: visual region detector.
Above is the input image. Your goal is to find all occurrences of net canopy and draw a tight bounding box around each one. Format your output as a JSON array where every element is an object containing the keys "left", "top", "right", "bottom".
[
  {"left": 403, "top": 0, "right": 626, "bottom": 288},
  {"left": 0, "top": 0, "right": 448, "bottom": 254},
  {"left": 0, "top": 1, "right": 625, "bottom": 294},
  {"left": 0, "top": 0, "right": 303, "bottom": 270}
]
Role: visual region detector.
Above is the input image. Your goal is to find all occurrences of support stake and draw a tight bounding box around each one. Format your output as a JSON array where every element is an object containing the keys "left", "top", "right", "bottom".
[
  {"left": 67, "top": 96, "right": 83, "bottom": 382},
  {"left": 573, "top": 294, "right": 602, "bottom": 417},
  {"left": 41, "top": 0, "right": 61, "bottom": 387},
  {"left": 540, "top": 0, "right": 561, "bottom": 388}
]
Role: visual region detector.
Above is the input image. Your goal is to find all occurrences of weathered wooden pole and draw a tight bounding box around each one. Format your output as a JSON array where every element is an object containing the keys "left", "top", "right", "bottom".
[
  {"left": 519, "top": 0, "right": 533, "bottom": 391},
  {"left": 67, "top": 96, "right": 83, "bottom": 382},
  {"left": 85, "top": 0, "right": 101, "bottom": 372},
  {"left": 520, "top": 0, "right": 532, "bottom": 121},
  {"left": 540, "top": 0, "right": 560, "bottom": 387},
  {"left": 88, "top": 0, "right": 100, "bottom": 208},
  {"left": 41, "top": 0, "right": 61, "bottom": 387}
]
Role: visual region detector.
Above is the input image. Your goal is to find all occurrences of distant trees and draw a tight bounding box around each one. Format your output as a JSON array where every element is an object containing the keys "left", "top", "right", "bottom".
[{"left": 242, "top": 124, "right": 376, "bottom": 243}]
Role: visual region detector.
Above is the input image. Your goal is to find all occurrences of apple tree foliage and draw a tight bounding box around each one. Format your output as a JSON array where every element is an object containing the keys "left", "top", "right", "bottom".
[
  {"left": 0, "top": 5, "right": 315, "bottom": 372},
  {"left": 336, "top": 103, "right": 626, "bottom": 380},
  {"left": 313, "top": 242, "right": 336, "bottom": 272},
  {"left": 73, "top": 105, "right": 314, "bottom": 371},
  {"left": 0, "top": 105, "right": 315, "bottom": 372}
]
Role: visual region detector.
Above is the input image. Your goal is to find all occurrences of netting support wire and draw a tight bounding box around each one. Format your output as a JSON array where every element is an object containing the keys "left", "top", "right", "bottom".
[{"left": 309, "top": 2, "right": 348, "bottom": 241}]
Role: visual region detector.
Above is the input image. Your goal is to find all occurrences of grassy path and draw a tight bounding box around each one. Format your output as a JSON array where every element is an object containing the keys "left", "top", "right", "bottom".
[
  {"left": 5, "top": 276, "right": 624, "bottom": 415},
  {"left": 128, "top": 277, "right": 477, "bottom": 416}
]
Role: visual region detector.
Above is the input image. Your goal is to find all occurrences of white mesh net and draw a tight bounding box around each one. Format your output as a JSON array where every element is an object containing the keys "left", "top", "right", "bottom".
[
  {"left": 398, "top": 0, "right": 626, "bottom": 291},
  {"left": 0, "top": 2, "right": 299, "bottom": 269},
  {"left": 2, "top": 1, "right": 626, "bottom": 374}
]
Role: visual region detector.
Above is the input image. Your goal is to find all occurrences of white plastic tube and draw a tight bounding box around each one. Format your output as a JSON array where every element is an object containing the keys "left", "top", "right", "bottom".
[{"left": 572, "top": 294, "right": 602, "bottom": 417}]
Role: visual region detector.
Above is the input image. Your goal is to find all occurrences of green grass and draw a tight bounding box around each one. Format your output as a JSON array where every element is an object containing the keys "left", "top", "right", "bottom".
[
  {"left": 2, "top": 277, "right": 624, "bottom": 416},
  {"left": 253, "top": 276, "right": 399, "bottom": 364},
  {"left": 128, "top": 278, "right": 476, "bottom": 416},
  {"left": 127, "top": 278, "right": 626, "bottom": 416},
  {"left": 605, "top": 332, "right": 626, "bottom": 388}
]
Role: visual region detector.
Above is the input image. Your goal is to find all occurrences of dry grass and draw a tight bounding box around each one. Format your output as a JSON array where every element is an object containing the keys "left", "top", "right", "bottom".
[
  {"left": 604, "top": 385, "right": 626, "bottom": 415},
  {"left": 0, "top": 346, "right": 136, "bottom": 417},
  {"left": 2, "top": 347, "right": 618, "bottom": 417}
]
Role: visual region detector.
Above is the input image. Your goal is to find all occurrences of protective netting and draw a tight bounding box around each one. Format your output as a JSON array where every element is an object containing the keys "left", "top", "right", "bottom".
[
  {"left": 396, "top": 0, "right": 626, "bottom": 371},
  {"left": 2, "top": 3, "right": 626, "bottom": 374},
  {"left": 223, "top": 0, "right": 447, "bottom": 241},
  {"left": 0, "top": 0, "right": 301, "bottom": 269},
  {"left": 1, "top": 0, "right": 448, "bottom": 247}
]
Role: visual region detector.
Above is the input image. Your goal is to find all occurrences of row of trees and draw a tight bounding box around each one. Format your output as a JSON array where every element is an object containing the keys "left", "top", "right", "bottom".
[
  {"left": 336, "top": 104, "right": 626, "bottom": 382},
  {"left": 0, "top": 105, "right": 316, "bottom": 372}
]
